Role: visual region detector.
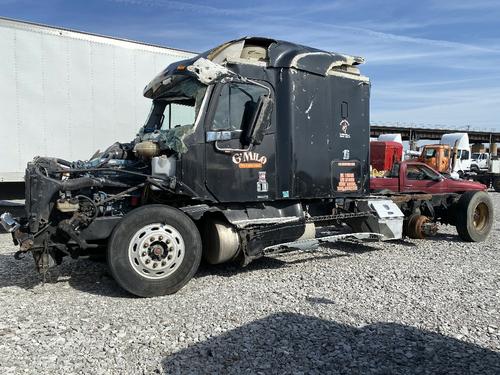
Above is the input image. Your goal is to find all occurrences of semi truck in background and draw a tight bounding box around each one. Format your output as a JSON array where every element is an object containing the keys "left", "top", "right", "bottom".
[
  {"left": 440, "top": 133, "right": 472, "bottom": 174},
  {"left": 471, "top": 152, "right": 490, "bottom": 171},
  {"left": 0, "top": 17, "right": 195, "bottom": 200},
  {"left": 418, "top": 133, "right": 471, "bottom": 177}
]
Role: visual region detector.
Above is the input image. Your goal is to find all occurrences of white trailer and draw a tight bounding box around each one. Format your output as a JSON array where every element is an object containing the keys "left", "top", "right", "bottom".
[{"left": 0, "top": 17, "right": 195, "bottom": 188}]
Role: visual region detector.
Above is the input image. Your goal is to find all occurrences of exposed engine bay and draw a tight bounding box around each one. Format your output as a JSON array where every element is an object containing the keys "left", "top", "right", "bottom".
[
  {"left": 13, "top": 74, "right": 210, "bottom": 273},
  {"left": 19, "top": 143, "right": 173, "bottom": 272}
]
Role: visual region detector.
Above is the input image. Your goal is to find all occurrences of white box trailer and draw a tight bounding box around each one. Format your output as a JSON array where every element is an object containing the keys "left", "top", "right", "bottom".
[{"left": 0, "top": 17, "right": 195, "bottom": 188}]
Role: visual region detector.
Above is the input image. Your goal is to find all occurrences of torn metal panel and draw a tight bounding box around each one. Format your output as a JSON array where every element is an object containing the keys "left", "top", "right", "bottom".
[
  {"left": 327, "top": 69, "right": 369, "bottom": 82},
  {"left": 186, "top": 57, "right": 235, "bottom": 84}
]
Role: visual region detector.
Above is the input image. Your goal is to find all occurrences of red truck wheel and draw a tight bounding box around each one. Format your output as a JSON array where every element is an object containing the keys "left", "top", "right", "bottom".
[{"left": 455, "top": 191, "right": 493, "bottom": 242}]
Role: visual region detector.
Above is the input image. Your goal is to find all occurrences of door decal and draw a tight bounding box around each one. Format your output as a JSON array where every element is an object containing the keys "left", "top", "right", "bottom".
[
  {"left": 232, "top": 152, "right": 268, "bottom": 169},
  {"left": 339, "top": 119, "right": 351, "bottom": 139}
]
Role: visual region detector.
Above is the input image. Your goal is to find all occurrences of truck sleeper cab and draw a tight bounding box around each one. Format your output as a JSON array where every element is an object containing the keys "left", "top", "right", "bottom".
[{"left": 1, "top": 37, "right": 494, "bottom": 297}]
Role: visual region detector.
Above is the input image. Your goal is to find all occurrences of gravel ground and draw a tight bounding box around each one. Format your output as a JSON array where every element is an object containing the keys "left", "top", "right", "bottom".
[{"left": 0, "top": 194, "right": 499, "bottom": 374}]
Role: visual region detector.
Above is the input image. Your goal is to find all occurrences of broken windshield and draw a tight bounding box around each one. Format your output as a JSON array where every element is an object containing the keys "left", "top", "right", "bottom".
[{"left": 143, "top": 76, "right": 207, "bottom": 133}]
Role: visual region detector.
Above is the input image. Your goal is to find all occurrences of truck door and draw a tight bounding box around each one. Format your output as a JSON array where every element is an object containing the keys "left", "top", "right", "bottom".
[
  {"left": 403, "top": 164, "right": 446, "bottom": 193},
  {"left": 204, "top": 81, "right": 276, "bottom": 202}
]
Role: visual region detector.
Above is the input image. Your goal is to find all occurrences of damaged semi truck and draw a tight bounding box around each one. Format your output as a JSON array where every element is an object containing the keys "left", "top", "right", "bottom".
[{"left": 1, "top": 37, "right": 494, "bottom": 297}]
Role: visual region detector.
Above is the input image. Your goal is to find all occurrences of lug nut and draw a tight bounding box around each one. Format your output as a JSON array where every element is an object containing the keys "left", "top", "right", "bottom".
[
  {"left": 153, "top": 262, "right": 158, "bottom": 268},
  {"left": 161, "top": 261, "right": 166, "bottom": 266},
  {"left": 143, "top": 242, "right": 149, "bottom": 248},
  {"left": 141, "top": 252, "right": 147, "bottom": 257},
  {"left": 167, "top": 255, "right": 173, "bottom": 260},
  {"left": 159, "top": 236, "right": 163, "bottom": 241},
  {"left": 166, "top": 239, "right": 171, "bottom": 244},
  {"left": 150, "top": 236, "right": 155, "bottom": 242},
  {"left": 145, "top": 259, "right": 151, "bottom": 264}
]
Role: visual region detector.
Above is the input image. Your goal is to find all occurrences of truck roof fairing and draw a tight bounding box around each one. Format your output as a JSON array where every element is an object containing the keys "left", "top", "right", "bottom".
[
  {"left": 205, "top": 36, "right": 365, "bottom": 75},
  {"left": 144, "top": 36, "right": 368, "bottom": 98}
]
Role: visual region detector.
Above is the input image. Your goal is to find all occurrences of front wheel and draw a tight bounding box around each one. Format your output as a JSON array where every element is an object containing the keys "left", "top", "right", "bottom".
[
  {"left": 107, "top": 205, "right": 202, "bottom": 297},
  {"left": 455, "top": 191, "right": 493, "bottom": 242}
]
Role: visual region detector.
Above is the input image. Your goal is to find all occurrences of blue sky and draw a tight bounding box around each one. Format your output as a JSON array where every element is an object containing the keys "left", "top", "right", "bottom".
[{"left": 2, "top": 0, "right": 500, "bottom": 130}]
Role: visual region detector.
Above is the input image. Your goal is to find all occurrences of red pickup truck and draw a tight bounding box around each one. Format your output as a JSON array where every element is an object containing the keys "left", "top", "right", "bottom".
[{"left": 370, "top": 161, "right": 486, "bottom": 194}]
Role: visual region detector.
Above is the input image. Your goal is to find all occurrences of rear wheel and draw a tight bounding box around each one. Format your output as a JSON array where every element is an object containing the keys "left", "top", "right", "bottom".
[
  {"left": 107, "top": 205, "right": 202, "bottom": 297},
  {"left": 455, "top": 191, "right": 493, "bottom": 242}
]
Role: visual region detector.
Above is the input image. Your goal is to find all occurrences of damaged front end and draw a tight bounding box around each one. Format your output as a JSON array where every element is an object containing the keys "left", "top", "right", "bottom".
[
  {"left": 6, "top": 149, "right": 146, "bottom": 272},
  {"left": 2, "top": 66, "right": 215, "bottom": 274}
]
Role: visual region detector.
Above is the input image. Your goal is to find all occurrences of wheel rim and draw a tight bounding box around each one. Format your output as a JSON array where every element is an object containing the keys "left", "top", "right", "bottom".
[
  {"left": 408, "top": 214, "right": 431, "bottom": 239},
  {"left": 128, "top": 223, "right": 185, "bottom": 280},
  {"left": 473, "top": 202, "right": 489, "bottom": 231}
]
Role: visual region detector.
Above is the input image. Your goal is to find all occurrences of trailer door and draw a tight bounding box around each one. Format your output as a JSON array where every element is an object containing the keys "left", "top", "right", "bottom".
[{"left": 204, "top": 82, "right": 276, "bottom": 202}]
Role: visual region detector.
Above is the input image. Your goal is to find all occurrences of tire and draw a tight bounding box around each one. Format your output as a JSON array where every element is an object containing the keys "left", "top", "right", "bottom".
[
  {"left": 455, "top": 191, "right": 494, "bottom": 242},
  {"left": 493, "top": 177, "right": 500, "bottom": 192},
  {"left": 107, "top": 204, "right": 202, "bottom": 297}
]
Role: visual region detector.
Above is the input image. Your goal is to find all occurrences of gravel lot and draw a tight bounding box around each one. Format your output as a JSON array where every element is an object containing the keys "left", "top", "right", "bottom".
[{"left": 0, "top": 194, "right": 499, "bottom": 374}]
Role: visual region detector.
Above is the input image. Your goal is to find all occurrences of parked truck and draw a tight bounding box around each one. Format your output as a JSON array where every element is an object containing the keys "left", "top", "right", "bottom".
[
  {"left": 440, "top": 132, "right": 472, "bottom": 175},
  {"left": 1, "top": 37, "right": 494, "bottom": 297},
  {"left": 418, "top": 144, "right": 452, "bottom": 174},
  {"left": 0, "top": 17, "right": 195, "bottom": 200},
  {"left": 471, "top": 152, "right": 490, "bottom": 171},
  {"left": 370, "top": 160, "right": 488, "bottom": 239},
  {"left": 371, "top": 160, "right": 486, "bottom": 195},
  {"left": 417, "top": 133, "right": 471, "bottom": 177},
  {"left": 468, "top": 158, "right": 500, "bottom": 192}
]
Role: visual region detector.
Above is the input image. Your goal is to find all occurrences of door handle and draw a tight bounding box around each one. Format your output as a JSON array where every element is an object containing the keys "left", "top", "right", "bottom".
[
  {"left": 207, "top": 130, "right": 251, "bottom": 153},
  {"left": 215, "top": 141, "right": 251, "bottom": 154}
]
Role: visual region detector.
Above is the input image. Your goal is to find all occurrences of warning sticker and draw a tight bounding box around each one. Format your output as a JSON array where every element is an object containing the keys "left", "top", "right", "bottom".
[
  {"left": 331, "top": 160, "right": 361, "bottom": 193},
  {"left": 336, "top": 172, "right": 358, "bottom": 192}
]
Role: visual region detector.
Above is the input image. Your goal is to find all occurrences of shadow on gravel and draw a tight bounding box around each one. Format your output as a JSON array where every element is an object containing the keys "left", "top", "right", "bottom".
[
  {"left": 431, "top": 233, "right": 463, "bottom": 243},
  {"left": 195, "top": 250, "right": 350, "bottom": 279},
  {"left": 0, "top": 240, "right": 377, "bottom": 294},
  {"left": 161, "top": 312, "right": 500, "bottom": 375},
  {"left": 0, "top": 252, "right": 129, "bottom": 298},
  {"left": 324, "top": 241, "right": 382, "bottom": 253},
  {"left": 389, "top": 239, "right": 418, "bottom": 247},
  {"left": 0, "top": 248, "right": 346, "bottom": 297}
]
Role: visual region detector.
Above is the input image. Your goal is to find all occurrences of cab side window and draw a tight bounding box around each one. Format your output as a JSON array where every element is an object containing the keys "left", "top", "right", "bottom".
[
  {"left": 407, "top": 165, "right": 440, "bottom": 181},
  {"left": 406, "top": 165, "right": 424, "bottom": 180},
  {"left": 212, "top": 83, "right": 268, "bottom": 131}
]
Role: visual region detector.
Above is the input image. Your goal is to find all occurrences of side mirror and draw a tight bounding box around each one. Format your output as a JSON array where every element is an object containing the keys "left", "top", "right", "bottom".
[
  {"left": 245, "top": 95, "right": 274, "bottom": 145},
  {"left": 431, "top": 175, "right": 443, "bottom": 182}
]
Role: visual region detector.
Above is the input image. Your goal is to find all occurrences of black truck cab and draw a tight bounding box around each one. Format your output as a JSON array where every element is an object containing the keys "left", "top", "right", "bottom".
[{"left": 140, "top": 37, "right": 370, "bottom": 203}]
